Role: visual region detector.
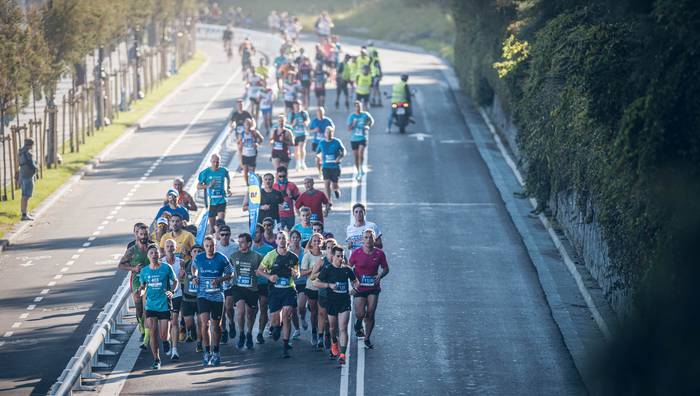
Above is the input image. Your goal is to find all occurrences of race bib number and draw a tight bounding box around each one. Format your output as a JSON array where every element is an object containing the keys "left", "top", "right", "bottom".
[
  {"left": 236, "top": 275, "right": 252, "bottom": 287},
  {"left": 203, "top": 278, "right": 219, "bottom": 293},
  {"left": 273, "top": 141, "right": 284, "bottom": 151},
  {"left": 242, "top": 146, "right": 257, "bottom": 157},
  {"left": 334, "top": 281, "right": 348, "bottom": 294},
  {"left": 187, "top": 279, "right": 198, "bottom": 294},
  {"left": 236, "top": 126, "right": 244, "bottom": 136},
  {"left": 360, "top": 275, "right": 376, "bottom": 287},
  {"left": 275, "top": 277, "right": 291, "bottom": 288},
  {"left": 324, "top": 154, "right": 336, "bottom": 164},
  {"left": 148, "top": 279, "right": 163, "bottom": 289}
]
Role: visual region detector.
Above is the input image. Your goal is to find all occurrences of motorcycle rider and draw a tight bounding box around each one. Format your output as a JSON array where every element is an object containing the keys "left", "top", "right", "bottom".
[{"left": 386, "top": 74, "right": 413, "bottom": 133}]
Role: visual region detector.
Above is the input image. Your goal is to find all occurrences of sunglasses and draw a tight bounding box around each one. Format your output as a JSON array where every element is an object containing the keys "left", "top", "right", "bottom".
[
  {"left": 220, "top": 233, "right": 231, "bottom": 237},
  {"left": 263, "top": 223, "right": 273, "bottom": 227}
]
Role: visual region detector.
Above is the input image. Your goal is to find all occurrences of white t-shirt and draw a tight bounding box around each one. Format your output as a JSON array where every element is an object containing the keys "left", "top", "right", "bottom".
[
  {"left": 161, "top": 257, "right": 183, "bottom": 298},
  {"left": 346, "top": 221, "right": 382, "bottom": 250}
]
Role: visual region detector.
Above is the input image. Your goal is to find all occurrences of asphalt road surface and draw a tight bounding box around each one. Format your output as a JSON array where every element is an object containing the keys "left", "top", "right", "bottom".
[{"left": 0, "top": 29, "right": 592, "bottom": 395}]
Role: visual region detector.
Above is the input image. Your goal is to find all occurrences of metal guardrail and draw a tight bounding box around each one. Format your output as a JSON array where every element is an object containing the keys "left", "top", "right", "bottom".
[{"left": 48, "top": 23, "right": 280, "bottom": 395}]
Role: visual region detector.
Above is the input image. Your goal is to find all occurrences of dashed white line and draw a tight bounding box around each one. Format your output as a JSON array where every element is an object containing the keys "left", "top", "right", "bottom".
[
  {"left": 82, "top": 242, "right": 91, "bottom": 247},
  {"left": 71, "top": 254, "right": 80, "bottom": 259},
  {"left": 92, "top": 231, "right": 101, "bottom": 236},
  {"left": 88, "top": 236, "right": 96, "bottom": 241},
  {"left": 4, "top": 331, "right": 13, "bottom": 337},
  {"left": 66, "top": 261, "right": 75, "bottom": 266},
  {"left": 109, "top": 211, "right": 118, "bottom": 215},
  {"left": 77, "top": 248, "right": 85, "bottom": 253},
  {"left": 48, "top": 281, "right": 56, "bottom": 287},
  {"left": 27, "top": 305, "right": 36, "bottom": 310},
  {"left": 33, "top": 297, "right": 43, "bottom": 302},
  {"left": 54, "top": 274, "right": 63, "bottom": 280},
  {"left": 118, "top": 201, "right": 125, "bottom": 206},
  {"left": 19, "top": 313, "right": 28, "bottom": 319},
  {"left": 11, "top": 322, "right": 21, "bottom": 329},
  {"left": 60, "top": 267, "right": 69, "bottom": 272},
  {"left": 40, "top": 289, "right": 50, "bottom": 295},
  {"left": 97, "top": 225, "right": 105, "bottom": 230}
]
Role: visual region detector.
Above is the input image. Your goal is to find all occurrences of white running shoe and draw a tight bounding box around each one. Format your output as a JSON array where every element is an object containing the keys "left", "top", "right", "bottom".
[{"left": 292, "top": 329, "right": 301, "bottom": 339}]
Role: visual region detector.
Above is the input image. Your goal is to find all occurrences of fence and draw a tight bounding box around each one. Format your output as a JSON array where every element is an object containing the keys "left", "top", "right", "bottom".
[{"left": 0, "top": 23, "right": 196, "bottom": 203}]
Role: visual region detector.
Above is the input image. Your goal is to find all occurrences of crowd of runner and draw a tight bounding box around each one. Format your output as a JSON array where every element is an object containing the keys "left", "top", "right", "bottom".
[{"left": 118, "top": 12, "right": 392, "bottom": 370}]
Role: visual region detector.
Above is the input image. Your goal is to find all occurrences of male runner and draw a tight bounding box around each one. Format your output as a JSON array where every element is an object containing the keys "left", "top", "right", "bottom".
[
  {"left": 192, "top": 235, "right": 234, "bottom": 366},
  {"left": 258, "top": 173, "right": 285, "bottom": 224},
  {"left": 257, "top": 231, "right": 300, "bottom": 358},
  {"left": 118, "top": 224, "right": 151, "bottom": 347},
  {"left": 159, "top": 213, "right": 194, "bottom": 260},
  {"left": 230, "top": 99, "right": 254, "bottom": 172},
  {"left": 347, "top": 100, "right": 374, "bottom": 180},
  {"left": 346, "top": 203, "right": 383, "bottom": 250},
  {"left": 161, "top": 239, "right": 184, "bottom": 359},
  {"left": 216, "top": 225, "right": 239, "bottom": 344},
  {"left": 287, "top": 100, "right": 310, "bottom": 171},
  {"left": 252, "top": 224, "right": 275, "bottom": 344},
  {"left": 155, "top": 189, "right": 190, "bottom": 222},
  {"left": 173, "top": 178, "right": 197, "bottom": 212},
  {"left": 315, "top": 126, "right": 346, "bottom": 205},
  {"left": 181, "top": 244, "right": 203, "bottom": 350},
  {"left": 230, "top": 232, "right": 263, "bottom": 349},
  {"left": 295, "top": 177, "right": 330, "bottom": 223},
  {"left": 273, "top": 166, "right": 300, "bottom": 230},
  {"left": 349, "top": 229, "right": 389, "bottom": 348},
  {"left": 308, "top": 107, "right": 335, "bottom": 174},
  {"left": 238, "top": 118, "right": 265, "bottom": 185},
  {"left": 292, "top": 206, "right": 314, "bottom": 243},
  {"left": 198, "top": 154, "right": 232, "bottom": 233}
]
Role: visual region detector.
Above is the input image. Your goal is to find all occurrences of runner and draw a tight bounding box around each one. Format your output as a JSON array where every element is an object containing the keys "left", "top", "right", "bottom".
[
  {"left": 298, "top": 57, "right": 313, "bottom": 107},
  {"left": 300, "top": 232, "right": 324, "bottom": 346},
  {"left": 295, "top": 177, "right": 331, "bottom": 223},
  {"left": 261, "top": 217, "right": 278, "bottom": 248},
  {"left": 347, "top": 100, "right": 374, "bottom": 180},
  {"left": 216, "top": 225, "right": 239, "bottom": 345},
  {"left": 313, "top": 62, "right": 328, "bottom": 107},
  {"left": 259, "top": 88, "right": 275, "bottom": 136},
  {"left": 308, "top": 107, "right": 334, "bottom": 174},
  {"left": 229, "top": 232, "right": 263, "bottom": 350},
  {"left": 316, "top": 126, "right": 346, "bottom": 205},
  {"left": 273, "top": 166, "right": 300, "bottom": 230},
  {"left": 118, "top": 223, "right": 151, "bottom": 348},
  {"left": 161, "top": 239, "right": 184, "bottom": 360},
  {"left": 238, "top": 118, "right": 265, "bottom": 185},
  {"left": 252, "top": 224, "right": 275, "bottom": 344},
  {"left": 198, "top": 154, "right": 232, "bottom": 233},
  {"left": 239, "top": 37, "right": 256, "bottom": 80},
  {"left": 312, "top": 220, "right": 334, "bottom": 240},
  {"left": 152, "top": 217, "right": 170, "bottom": 248},
  {"left": 245, "top": 68, "right": 264, "bottom": 119},
  {"left": 273, "top": 48, "right": 288, "bottom": 90},
  {"left": 309, "top": 237, "right": 337, "bottom": 351},
  {"left": 139, "top": 244, "right": 178, "bottom": 369},
  {"left": 347, "top": 203, "right": 383, "bottom": 250},
  {"left": 349, "top": 229, "right": 389, "bottom": 349},
  {"left": 287, "top": 100, "right": 310, "bottom": 171},
  {"left": 292, "top": 206, "right": 314, "bottom": 244},
  {"left": 270, "top": 114, "right": 294, "bottom": 169},
  {"left": 289, "top": 229, "right": 305, "bottom": 339},
  {"left": 173, "top": 178, "right": 197, "bottom": 212},
  {"left": 230, "top": 99, "right": 254, "bottom": 172},
  {"left": 258, "top": 173, "right": 285, "bottom": 225},
  {"left": 159, "top": 213, "right": 195, "bottom": 261},
  {"left": 370, "top": 50, "right": 383, "bottom": 107},
  {"left": 182, "top": 244, "right": 203, "bottom": 352},
  {"left": 282, "top": 71, "right": 300, "bottom": 113},
  {"left": 256, "top": 231, "right": 300, "bottom": 358},
  {"left": 155, "top": 189, "right": 190, "bottom": 223},
  {"left": 313, "top": 245, "right": 358, "bottom": 365},
  {"left": 192, "top": 235, "right": 233, "bottom": 366}
]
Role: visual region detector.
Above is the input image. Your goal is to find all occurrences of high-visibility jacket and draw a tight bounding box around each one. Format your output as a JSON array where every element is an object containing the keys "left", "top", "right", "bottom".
[
  {"left": 346, "top": 60, "right": 357, "bottom": 82},
  {"left": 370, "top": 59, "right": 381, "bottom": 78},
  {"left": 391, "top": 81, "right": 408, "bottom": 103},
  {"left": 356, "top": 73, "right": 372, "bottom": 95},
  {"left": 355, "top": 55, "right": 371, "bottom": 78}
]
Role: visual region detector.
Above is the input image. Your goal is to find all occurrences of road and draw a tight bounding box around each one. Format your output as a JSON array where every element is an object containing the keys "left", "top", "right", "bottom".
[
  {"left": 111, "top": 31, "right": 590, "bottom": 395},
  {"left": 0, "top": 33, "right": 278, "bottom": 395}
]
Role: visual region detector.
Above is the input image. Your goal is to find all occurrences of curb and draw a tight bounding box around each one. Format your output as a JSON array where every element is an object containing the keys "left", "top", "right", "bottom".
[{"left": 0, "top": 55, "right": 210, "bottom": 253}]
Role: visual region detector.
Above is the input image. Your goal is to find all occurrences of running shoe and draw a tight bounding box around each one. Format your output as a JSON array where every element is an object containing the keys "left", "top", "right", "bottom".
[
  {"left": 139, "top": 343, "right": 147, "bottom": 351},
  {"left": 256, "top": 333, "right": 265, "bottom": 344},
  {"left": 163, "top": 341, "right": 171, "bottom": 355},
  {"left": 272, "top": 325, "right": 282, "bottom": 341},
  {"left": 246, "top": 333, "right": 254, "bottom": 349},
  {"left": 171, "top": 351, "right": 180, "bottom": 360},
  {"left": 211, "top": 353, "right": 221, "bottom": 367},
  {"left": 338, "top": 353, "right": 346, "bottom": 365},
  {"left": 237, "top": 335, "right": 246, "bottom": 349},
  {"left": 196, "top": 342, "right": 204, "bottom": 353},
  {"left": 185, "top": 332, "right": 195, "bottom": 343},
  {"left": 316, "top": 336, "right": 324, "bottom": 350},
  {"left": 331, "top": 342, "right": 339, "bottom": 357},
  {"left": 292, "top": 329, "right": 301, "bottom": 339},
  {"left": 203, "top": 352, "right": 211, "bottom": 366},
  {"left": 311, "top": 333, "right": 318, "bottom": 346},
  {"left": 356, "top": 172, "right": 362, "bottom": 181},
  {"left": 151, "top": 359, "right": 161, "bottom": 370},
  {"left": 283, "top": 343, "right": 292, "bottom": 358},
  {"left": 354, "top": 320, "right": 366, "bottom": 338},
  {"left": 221, "top": 329, "right": 229, "bottom": 344},
  {"left": 229, "top": 324, "right": 236, "bottom": 340},
  {"left": 364, "top": 338, "right": 374, "bottom": 349},
  {"left": 334, "top": 190, "right": 340, "bottom": 199}
]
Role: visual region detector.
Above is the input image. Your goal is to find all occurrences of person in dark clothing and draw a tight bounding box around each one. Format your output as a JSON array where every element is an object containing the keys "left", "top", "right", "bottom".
[{"left": 18, "top": 139, "right": 37, "bottom": 221}]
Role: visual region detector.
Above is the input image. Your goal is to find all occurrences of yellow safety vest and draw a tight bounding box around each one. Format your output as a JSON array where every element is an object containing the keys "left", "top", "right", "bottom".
[
  {"left": 356, "top": 73, "right": 372, "bottom": 95},
  {"left": 371, "top": 60, "right": 381, "bottom": 78},
  {"left": 391, "top": 81, "right": 407, "bottom": 103},
  {"left": 355, "top": 55, "right": 371, "bottom": 78}
]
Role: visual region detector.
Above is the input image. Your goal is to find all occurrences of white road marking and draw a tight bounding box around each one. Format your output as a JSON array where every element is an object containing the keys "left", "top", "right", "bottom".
[
  {"left": 40, "top": 289, "right": 50, "bottom": 295},
  {"left": 0, "top": 341, "right": 5, "bottom": 347},
  {"left": 357, "top": 341, "right": 365, "bottom": 396},
  {"left": 97, "top": 225, "right": 105, "bottom": 230},
  {"left": 66, "top": 261, "right": 75, "bottom": 266},
  {"left": 4, "top": 332, "right": 13, "bottom": 337},
  {"left": 54, "top": 274, "right": 62, "bottom": 280},
  {"left": 11, "top": 322, "right": 21, "bottom": 329},
  {"left": 92, "top": 231, "right": 101, "bottom": 236},
  {"left": 77, "top": 249, "right": 85, "bottom": 253},
  {"left": 48, "top": 281, "right": 56, "bottom": 287},
  {"left": 27, "top": 305, "right": 36, "bottom": 310},
  {"left": 20, "top": 261, "right": 33, "bottom": 267},
  {"left": 88, "top": 236, "right": 96, "bottom": 241},
  {"left": 71, "top": 254, "right": 80, "bottom": 259},
  {"left": 33, "top": 297, "right": 42, "bottom": 302},
  {"left": 60, "top": 267, "right": 69, "bottom": 272},
  {"left": 19, "top": 313, "right": 28, "bottom": 319},
  {"left": 83, "top": 242, "right": 91, "bottom": 247}
]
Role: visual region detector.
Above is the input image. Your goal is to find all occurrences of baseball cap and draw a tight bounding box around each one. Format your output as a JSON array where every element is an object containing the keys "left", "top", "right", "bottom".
[
  {"left": 157, "top": 217, "right": 169, "bottom": 226},
  {"left": 167, "top": 189, "right": 179, "bottom": 197}
]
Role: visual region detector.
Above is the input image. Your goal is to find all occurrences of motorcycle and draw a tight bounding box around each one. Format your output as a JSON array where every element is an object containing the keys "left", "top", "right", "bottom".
[{"left": 391, "top": 101, "right": 411, "bottom": 134}]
